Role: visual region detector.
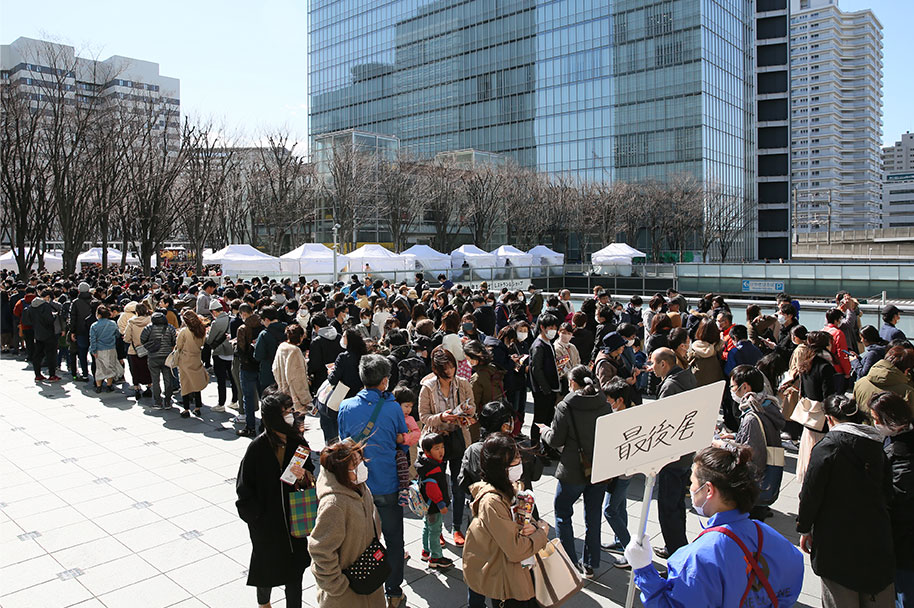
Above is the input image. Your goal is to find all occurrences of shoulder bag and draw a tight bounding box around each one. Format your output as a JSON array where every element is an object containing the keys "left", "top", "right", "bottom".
[
  {"left": 749, "top": 411, "right": 785, "bottom": 506},
  {"left": 342, "top": 514, "right": 390, "bottom": 595},
  {"left": 790, "top": 396, "right": 826, "bottom": 431},
  {"left": 164, "top": 347, "right": 179, "bottom": 369},
  {"left": 533, "top": 537, "right": 585, "bottom": 608}
]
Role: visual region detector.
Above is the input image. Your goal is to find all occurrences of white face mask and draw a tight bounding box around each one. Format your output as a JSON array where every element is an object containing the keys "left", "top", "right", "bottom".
[
  {"left": 517, "top": 331, "right": 529, "bottom": 341},
  {"left": 362, "top": 319, "right": 370, "bottom": 326},
  {"left": 559, "top": 333, "right": 572, "bottom": 344},
  {"left": 545, "top": 329, "right": 557, "bottom": 340},
  {"left": 777, "top": 314, "right": 787, "bottom": 324},
  {"left": 730, "top": 390, "right": 742, "bottom": 404},
  {"left": 626, "top": 338, "right": 635, "bottom": 347},
  {"left": 283, "top": 413, "right": 294, "bottom": 426},
  {"left": 508, "top": 462, "right": 523, "bottom": 483},
  {"left": 340, "top": 338, "right": 347, "bottom": 349},
  {"left": 690, "top": 482, "right": 710, "bottom": 517},
  {"left": 353, "top": 461, "right": 369, "bottom": 484}
]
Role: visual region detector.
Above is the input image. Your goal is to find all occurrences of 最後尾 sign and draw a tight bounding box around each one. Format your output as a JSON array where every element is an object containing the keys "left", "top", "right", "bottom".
[
  {"left": 741, "top": 279, "right": 785, "bottom": 294},
  {"left": 591, "top": 381, "right": 724, "bottom": 482}
]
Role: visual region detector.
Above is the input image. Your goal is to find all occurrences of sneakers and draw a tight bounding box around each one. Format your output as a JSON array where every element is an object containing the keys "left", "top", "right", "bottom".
[
  {"left": 577, "top": 562, "right": 594, "bottom": 579},
  {"left": 34, "top": 374, "right": 46, "bottom": 382},
  {"left": 193, "top": 407, "right": 202, "bottom": 417},
  {"left": 142, "top": 388, "right": 152, "bottom": 397},
  {"left": 439, "top": 534, "right": 446, "bottom": 547},
  {"left": 105, "top": 384, "right": 114, "bottom": 392},
  {"left": 420, "top": 550, "right": 430, "bottom": 562},
  {"left": 613, "top": 555, "right": 631, "bottom": 570},
  {"left": 428, "top": 557, "right": 454, "bottom": 569},
  {"left": 236, "top": 427, "right": 256, "bottom": 438},
  {"left": 94, "top": 384, "right": 102, "bottom": 394},
  {"left": 453, "top": 531, "right": 465, "bottom": 546},
  {"left": 601, "top": 541, "right": 625, "bottom": 554},
  {"left": 211, "top": 404, "right": 225, "bottom": 413},
  {"left": 232, "top": 414, "right": 247, "bottom": 424},
  {"left": 180, "top": 410, "right": 190, "bottom": 418},
  {"left": 653, "top": 546, "right": 671, "bottom": 560},
  {"left": 229, "top": 401, "right": 240, "bottom": 411},
  {"left": 47, "top": 375, "right": 61, "bottom": 382}
]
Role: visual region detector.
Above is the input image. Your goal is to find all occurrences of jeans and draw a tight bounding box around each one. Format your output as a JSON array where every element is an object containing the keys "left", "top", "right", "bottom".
[
  {"left": 239, "top": 368, "right": 259, "bottom": 430},
  {"left": 897, "top": 568, "right": 914, "bottom": 608},
  {"left": 657, "top": 463, "right": 690, "bottom": 553},
  {"left": 148, "top": 359, "right": 174, "bottom": 404},
  {"left": 373, "top": 492, "right": 405, "bottom": 598},
  {"left": 212, "top": 356, "right": 238, "bottom": 406},
  {"left": 75, "top": 334, "right": 89, "bottom": 378},
  {"left": 423, "top": 513, "right": 444, "bottom": 559},
  {"left": 554, "top": 480, "right": 604, "bottom": 569},
  {"left": 32, "top": 337, "right": 56, "bottom": 377},
  {"left": 318, "top": 401, "right": 339, "bottom": 444},
  {"left": 603, "top": 476, "right": 632, "bottom": 547}
]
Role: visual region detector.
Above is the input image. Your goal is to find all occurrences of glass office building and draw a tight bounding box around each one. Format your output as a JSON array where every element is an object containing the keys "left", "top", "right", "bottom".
[{"left": 310, "top": 0, "right": 756, "bottom": 258}]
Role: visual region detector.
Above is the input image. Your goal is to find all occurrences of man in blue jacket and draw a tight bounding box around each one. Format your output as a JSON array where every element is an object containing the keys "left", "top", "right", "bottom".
[
  {"left": 338, "top": 354, "right": 408, "bottom": 608},
  {"left": 723, "top": 325, "right": 764, "bottom": 376},
  {"left": 880, "top": 305, "right": 906, "bottom": 343}
]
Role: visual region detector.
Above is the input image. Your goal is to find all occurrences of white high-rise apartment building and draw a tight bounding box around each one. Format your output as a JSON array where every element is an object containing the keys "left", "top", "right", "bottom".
[
  {"left": 1, "top": 37, "right": 180, "bottom": 134},
  {"left": 789, "top": 0, "right": 883, "bottom": 231},
  {"left": 882, "top": 132, "right": 914, "bottom": 228}
]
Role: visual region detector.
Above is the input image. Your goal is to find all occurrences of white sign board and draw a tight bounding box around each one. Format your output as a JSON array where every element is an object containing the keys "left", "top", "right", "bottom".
[{"left": 591, "top": 381, "right": 725, "bottom": 482}]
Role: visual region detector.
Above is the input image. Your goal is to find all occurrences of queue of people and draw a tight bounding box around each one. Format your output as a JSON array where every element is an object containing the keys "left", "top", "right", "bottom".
[{"left": 3, "top": 266, "right": 913, "bottom": 608}]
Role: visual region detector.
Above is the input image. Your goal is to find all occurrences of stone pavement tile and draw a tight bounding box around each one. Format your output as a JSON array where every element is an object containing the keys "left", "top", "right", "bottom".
[
  {"left": 197, "top": 519, "right": 249, "bottom": 553},
  {"left": 114, "top": 519, "right": 186, "bottom": 553},
  {"left": 76, "top": 553, "right": 160, "bottom": 596},
  {"left": 163, "top": 599, "right": 208, "bottom": 608},
  {"left": 0, "top": 492, "right": 68, "bottom": 520},
  {"left": 168, "top": 503, "right": 236, "bottom": 533},
  {"left": 0, "top": 576, "right": 93, "bottom": 608},
  {"left": 65, "top": 600, "right": 107, "bottom": 608},
  {"left": 71, "top": 491, "right": 138, "bottom": 520},
  {"left": 0, "top": 553, "right": 62, "bottom": 595},
  {"left": 96, "top": 573, "right": 192, "bottom": 608},
  {"left": 140, "top": 536, "right": 218, "bottom": 572},
  {"left": 191, "top": 481, "right": 236, "bottom": 506},
  {"left": 13, "top": 504, "right": 88, "bottom": 534},
  {"left": 109, "top": 469, "right": 167, "bottom": 492},
  {"left": 93, "top": 503, "right": 164, "bottom": 535},
  {"left": 52, "top": 535, "right": 133, "bottom": 570},
  {"left": 148, "top": 492, "right": 212, "bottom": 519},
  {"left": 53, "top": 479, "right": 121, "bottom": 505},
  {"left": 124, "top": 480, "right": 187, "bottom": 504},
  {"left": 395, "top": 568, "right": 471, "bottom": 608},
  {"left": 223, "top": 542, "right": 251, "bottom": 569},
  {"left": 165, "top": 552, "right": 246, "bottom": 596},
  {"left": 0, "top": 535, "right": 49, "bottom": 568},
  {"left": 36, "top": 519, "right": 109, "bottom": 553}
]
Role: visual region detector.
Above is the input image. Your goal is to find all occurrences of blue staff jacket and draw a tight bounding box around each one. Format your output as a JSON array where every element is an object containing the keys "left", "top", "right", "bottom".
[
  {"left": 634, "top": 509, "right": 804, "bottom": 608},
  {"left": 338, "top": 388, "right": 407, "bottom": 497}
]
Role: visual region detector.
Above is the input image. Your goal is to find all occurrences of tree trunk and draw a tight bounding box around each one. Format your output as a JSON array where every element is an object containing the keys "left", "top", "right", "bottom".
[
  {"left": 195, "top": 245, "right": 204, "bottom": 276},
  {"left": 101, "top": 216, "right": 109, "bottom": 270}
]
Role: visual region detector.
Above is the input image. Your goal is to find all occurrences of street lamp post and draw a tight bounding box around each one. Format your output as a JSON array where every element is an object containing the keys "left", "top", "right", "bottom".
[{"left": 332, "top": 223, "right": 340, "bottom": 284}]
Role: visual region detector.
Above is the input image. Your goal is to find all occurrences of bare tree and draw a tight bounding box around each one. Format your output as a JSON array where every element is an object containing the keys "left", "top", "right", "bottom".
[
  {"left": 461, "top": 163, "right": 506, "bottom": 250},
  {"left": 377, "top": 151, "right": 422, "bottom": 251},
  {"left": 660, "top": 174, "right": 704, "bottom": 262},
  {"left": 702, "top": 183, "right": 756, "bottom": 262},
  {"left": 318, "top": 138, "right": 376, "bottom": 251},
  {"left": 422, "top": 158, "right": 463, "bottom": 253},
  {"left": 179, "top": 120, "right": 237, "bottom": 273},
  {"left": 585, "top": 180, "right": 626, "bottom": 250}
]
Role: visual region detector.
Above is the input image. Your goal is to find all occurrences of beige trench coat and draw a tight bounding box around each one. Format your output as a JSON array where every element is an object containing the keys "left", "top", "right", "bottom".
[{"left": 175, "top": 327, "right": 208, "bottom": 396}]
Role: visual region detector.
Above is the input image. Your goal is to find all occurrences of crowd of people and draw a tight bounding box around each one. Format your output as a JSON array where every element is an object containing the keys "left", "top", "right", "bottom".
[{"left": 1, "top": 266, "right": 912, "bottom": 608}]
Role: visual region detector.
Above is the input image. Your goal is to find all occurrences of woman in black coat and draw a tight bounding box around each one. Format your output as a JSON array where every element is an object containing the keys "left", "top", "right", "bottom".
[
  {"left": 327, "top": 328, "right": 366, "bottom": 399},
  {"left": 236, "top": 392, "right": 315, "bottom": 608},
  {"left": 797, "top": 395, "right": 895, "bottom": 605}
]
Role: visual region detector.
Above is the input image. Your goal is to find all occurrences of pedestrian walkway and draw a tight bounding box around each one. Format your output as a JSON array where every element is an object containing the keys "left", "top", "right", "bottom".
[{"left": 0, "top": 357, "right": 822, "bottom": 607}]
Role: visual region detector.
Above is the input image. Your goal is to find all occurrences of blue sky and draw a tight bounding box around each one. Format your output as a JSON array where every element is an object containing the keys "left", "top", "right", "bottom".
[{"left": 1, "top": 0, "right": 909, "bottom": 149}]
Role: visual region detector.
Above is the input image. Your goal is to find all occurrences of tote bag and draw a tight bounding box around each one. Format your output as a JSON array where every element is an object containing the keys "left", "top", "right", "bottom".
[
  {"left": 288, "top": 487, "right": 318, "bottom": 538},
  {"left": 790, "top": 396, "right": 826, "bottom": 431},
  {"left": 532, "top": 538, "right": 585, "bottom": 608},
  {"left": 316, "top": 379, "right": 351, "bottom": 412},
  {"left": 164, "top": 348, "right": 179, "bottom": 369}
]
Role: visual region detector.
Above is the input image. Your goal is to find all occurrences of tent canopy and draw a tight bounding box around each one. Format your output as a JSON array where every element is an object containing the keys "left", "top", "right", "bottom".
[
  {"left": 0, "top": 248, "right": 63, "bottom": 272},
  {"left": 77, "top": 247, "right": 139, "bottom": 267},
  {"left": 450, "top": 245, "right": 496, "bottom": 268},
  {"left": 400, "top": 245, "right": 451, "bottom": 272},
  {"left": 345, "top": 244, "right": 409, "bottom": 273},
  {"left": 279, "top": 243, "right": 345, "bottom": 277},
  {"left": 208, "top": 244, "right": 281, "bottom": 276},
  {"left": 527, "top": 245, "right": 565, "bottom": 265},
  {"left": 491, "top": 245, "right": 533, "bottom": 267},
  {"left": 593, "top": 243, "right": 646, "bottom": 260}
]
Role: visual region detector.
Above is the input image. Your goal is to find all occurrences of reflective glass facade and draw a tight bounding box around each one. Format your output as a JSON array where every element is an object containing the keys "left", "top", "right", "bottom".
[{"left": 310, "top": 0, "right": 756, "bottom": 256}]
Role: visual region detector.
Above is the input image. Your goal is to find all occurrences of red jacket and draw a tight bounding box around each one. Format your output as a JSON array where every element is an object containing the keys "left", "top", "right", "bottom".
[
  {"left": 12, "top": 294, "right": 36, "bottom": 330},
  {"left": 823, "top": 324, "right": 852, "bottom": 376}
]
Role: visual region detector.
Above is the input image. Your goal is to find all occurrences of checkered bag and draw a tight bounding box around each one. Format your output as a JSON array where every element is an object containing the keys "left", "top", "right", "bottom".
[{"left": 288, "top": 487, "right": 317, "bottom": 538}]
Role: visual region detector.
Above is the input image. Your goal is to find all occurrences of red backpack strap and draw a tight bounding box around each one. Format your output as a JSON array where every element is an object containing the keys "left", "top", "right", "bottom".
[{"left": 696, "top": 523, "right": 779, "bottom": 608}]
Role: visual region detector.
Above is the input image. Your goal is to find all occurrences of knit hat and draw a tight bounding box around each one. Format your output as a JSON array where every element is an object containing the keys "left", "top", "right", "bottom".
[
  {"left": 601, "top": 331, "right": 625, "bottom": 352},
  {"left": 209, "top": 299, "right": 224, "bottom": 311}
]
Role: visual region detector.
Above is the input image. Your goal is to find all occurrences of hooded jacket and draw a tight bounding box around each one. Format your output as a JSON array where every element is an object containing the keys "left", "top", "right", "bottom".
[
  {"left": 29, "top": 298, "right": 58, "bottom": 342},
  {"left": 723, "top": 339, "right": 764, "bottom": 376},
  {"left": 69, "top": 291, "right": 97, "bottom": 337},
  {"left": 123, "top": 314, "right": 152, "bottom": 356},
  {"left": 854, "top": 358, "right": 914, "bottom": 412},
  {"left": 851, "top": 343, "right": 886, "bottom": 382},
  {"left": 659, "top": 366, "right": 697, "bottom": 398},
  {"left": 733, "top": 393, "right": 786, "bottom": 482},
  {"left": 463, "top": 482, "right": 548, "bottom": 601},
  {"left": 308, "top": 326, "right": 343, "bottom": 390},
  {"left": 205, "top": 313, "right": 234, "bottom": 358},
  {"left": 797, "top": 423, "right": 894, "bottom": 594},
  {"left": 308, "top": 467, "right": 384, "bottom": 608},
  {"left": 272, "top": 341, "right": 312, "bottom": 409},
  {"left": 541, "top": 389, "right": 611, "bottom": 485},
  {"left": 140, "top": 313, "right": 177, "bottom": 362},
  {"left": 687, "top": 340, "right": 724, "bottom": 386}
]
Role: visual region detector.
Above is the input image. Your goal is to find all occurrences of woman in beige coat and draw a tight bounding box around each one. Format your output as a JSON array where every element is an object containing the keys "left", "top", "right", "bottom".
[
  {"left": 418, "top": 346, "right": 476, "bottom": 545},
  {"left": 176, "top": 309, "right": 209, "bottom": 418},
  {"left": 309, "top": 439, "right": 385, "bottom": 608},
  {"left": 271, "top": 324, "right": 312, "bottom": 413},
  {"left": 464, "top": 434, "right": 549, "bottom": 606},
  {"left": 123, "top": 303, "right": 153, "bottom": 400}
]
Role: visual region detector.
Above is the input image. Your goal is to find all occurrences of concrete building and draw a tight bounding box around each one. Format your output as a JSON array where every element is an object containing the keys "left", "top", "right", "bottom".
[
  {"left": 883, "top": 172, "right": 914, "bottom": 229},
  {"left": 788, "top": 0, "right": 884, "bottom": 232},
  {"left": 1, "top": 37, "right": 180, "bottom": 134},
  {"left": 755, "top": 0, "right": 792, "bottom": 260},
  {"left": 309, "top": 0, "right": 757, "bottom": 260},
  {"left": 883, "top": 132, "right": 914, "bottom": 172}
]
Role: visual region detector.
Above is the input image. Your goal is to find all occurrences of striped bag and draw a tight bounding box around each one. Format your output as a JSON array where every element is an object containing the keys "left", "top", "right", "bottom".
[{"left": 288, "top": 487, "right": 318, "bottom": 538}]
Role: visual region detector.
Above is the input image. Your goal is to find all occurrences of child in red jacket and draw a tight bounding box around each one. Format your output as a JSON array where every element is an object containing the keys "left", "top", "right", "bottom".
[{"left": 415, "top": 433, "right": 453, "bottom": 569}]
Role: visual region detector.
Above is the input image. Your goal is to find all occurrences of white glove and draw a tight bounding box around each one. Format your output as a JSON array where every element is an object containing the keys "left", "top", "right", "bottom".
[{"left": 624, "top": 534, "right": 654, "bottom": 570}]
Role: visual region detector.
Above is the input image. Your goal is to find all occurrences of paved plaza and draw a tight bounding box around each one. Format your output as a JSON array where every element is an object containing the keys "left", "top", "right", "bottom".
[{"left": 0, "top": 356, "right": 822, "bottom": 607}]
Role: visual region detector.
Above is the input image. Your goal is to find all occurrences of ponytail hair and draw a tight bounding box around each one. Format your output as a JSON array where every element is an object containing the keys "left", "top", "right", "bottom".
[
  {"left": 693, "top": 445, "right": 759, "bottom": 513},
  {"left": 568, "top": 364, "right": 598, "bottom": 396},
  {"left": 823, "top": 394, "right": 869, "bottom": 425}
]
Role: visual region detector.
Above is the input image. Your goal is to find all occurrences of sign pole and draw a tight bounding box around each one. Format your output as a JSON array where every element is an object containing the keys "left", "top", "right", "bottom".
[{"left": 625, "top": 473, "right": 657, "bottom": 608}]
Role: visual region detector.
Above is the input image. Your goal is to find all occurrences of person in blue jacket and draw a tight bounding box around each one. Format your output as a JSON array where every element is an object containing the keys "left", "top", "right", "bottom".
[
  {"left": 723, "top": 324, "right": 764, "bottom": 376},
  {"left": 625, "top": 445, "right": 804, "bottom": 608}
]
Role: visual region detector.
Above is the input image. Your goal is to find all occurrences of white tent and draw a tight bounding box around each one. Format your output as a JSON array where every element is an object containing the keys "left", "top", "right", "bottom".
[
  {"left": 400, "top": 245, "right": 451, "bottom": 274},
  {"left": 591, "top": 243, "right": 647, "bottom": 276},
  {"left": 491, "top": 245, "right": 534, "bottom": 279},
  {"left": 345, "top": 244, "right": 409, "bottom": 274},
  {"left": 0, "top": 249, "right": 63, "bottom": 273},
  {"left": 527, "top": 245, "right": 565, "bottom": 277},
  {"left": 208, "top": 244, "right": 281, "bottom": 277},
  {"left": 201, "top": 248, "right": 215, "bottom": 264},
  {"left": 451, "top": 245, "right": 497, "bottom": 280},
  {"left": 280, "top": 243, "right": 347, "bottom": 279},
  {"left": 77, "top": 247, "right": 140, "bottom": 267}
]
